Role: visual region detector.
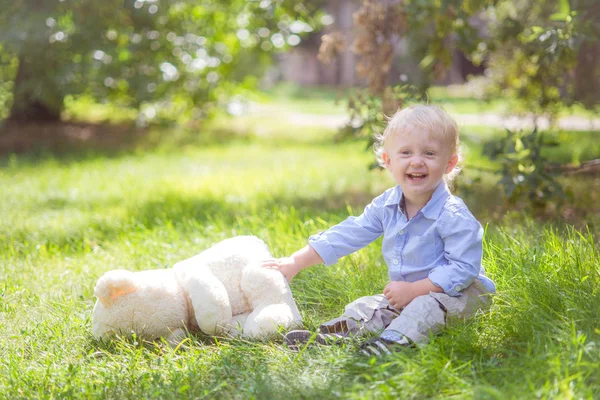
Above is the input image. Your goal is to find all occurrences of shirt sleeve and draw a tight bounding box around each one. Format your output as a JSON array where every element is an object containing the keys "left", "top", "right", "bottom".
[
  {"left": 308, "top": 196, "right": 385, "bottom": 266},
  {"left": 428, "top": 208, "right": 483, "bottom": 296}
]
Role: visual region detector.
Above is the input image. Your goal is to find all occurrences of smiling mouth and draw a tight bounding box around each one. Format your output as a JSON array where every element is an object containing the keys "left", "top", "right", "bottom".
[{"left": 407, "top": 173, "right": 428, "bottom": 181}]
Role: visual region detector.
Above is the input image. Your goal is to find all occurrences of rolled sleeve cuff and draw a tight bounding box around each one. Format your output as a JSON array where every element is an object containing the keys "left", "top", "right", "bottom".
[
  {"left": 428, "top": 270, "right": 472, "bottom": 297},
  {"left": 308, "top": 232, "right": 338, "bottom": 266}
]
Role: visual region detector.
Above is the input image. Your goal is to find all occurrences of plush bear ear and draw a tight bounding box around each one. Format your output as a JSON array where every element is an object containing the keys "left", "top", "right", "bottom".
[{"left": 94, "top": 270, "right": 137, "bottom": 307}]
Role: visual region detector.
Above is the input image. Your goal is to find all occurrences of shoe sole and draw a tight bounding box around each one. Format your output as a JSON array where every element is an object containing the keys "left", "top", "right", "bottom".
[
  {"left": 284, "top": 330, "right": 353, "bottom": 351},
  {"left": 284, "top": 331, "right": 327, "bottom": 350}
]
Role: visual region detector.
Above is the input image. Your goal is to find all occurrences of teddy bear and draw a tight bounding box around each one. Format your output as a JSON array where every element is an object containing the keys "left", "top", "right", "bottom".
[{"left": 91, "top": 235, "right": 302, "bottom": 344}]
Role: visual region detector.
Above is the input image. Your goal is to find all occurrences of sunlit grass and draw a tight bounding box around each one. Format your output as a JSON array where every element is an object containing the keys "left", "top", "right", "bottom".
[
  {"left": 428, "top": 84, "right": 599, "bottom": 119},
  {"left": 1, "top": 93, "right": 599, "bottom": 398},
  {"left": 257, "top": 82, "right": 349, "bottom": 115}
]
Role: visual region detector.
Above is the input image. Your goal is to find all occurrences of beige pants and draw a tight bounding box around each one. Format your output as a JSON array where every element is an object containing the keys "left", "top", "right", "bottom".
[{"left": 320, "top": 279, "right": 492, "bottom": 344}]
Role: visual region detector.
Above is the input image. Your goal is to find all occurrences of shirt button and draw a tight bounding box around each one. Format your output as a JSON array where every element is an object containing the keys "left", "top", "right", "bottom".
[
  {"left": 398, "top": 229, "right": 405, "bottom": 235},
  {"left": 392, "top": 259, "right": 399, "bottom": 265}
]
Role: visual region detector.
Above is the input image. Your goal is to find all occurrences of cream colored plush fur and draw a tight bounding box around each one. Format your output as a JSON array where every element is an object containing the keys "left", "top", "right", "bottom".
[{"left": 92, "top": 236, "right": 302, "bottom": 343}]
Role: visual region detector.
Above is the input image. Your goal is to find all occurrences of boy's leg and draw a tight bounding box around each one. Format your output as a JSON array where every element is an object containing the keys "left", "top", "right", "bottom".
[
  {"left": 383, "top": 279, "right": 492, "bottom": 346},
  {"left": 284, "top": 294, "right": 399, "bottom": 349},
  {"left": 319, "top": 294, "right": 400, "bottom": 336}
]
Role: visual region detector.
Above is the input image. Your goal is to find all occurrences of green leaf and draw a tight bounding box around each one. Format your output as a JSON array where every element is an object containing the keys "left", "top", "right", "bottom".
[
  {"left": 515, "top": 138, "right": 524, "bottom": 152},
  {"left": 550, "top": 12, "right": 568, "bottom": 22},
  {"left": 531, "top": 26, "right": 545, "bottom": 35},
  {"left": 118, "top": 50, "right": 130, "bottom": 62},
  {"left": 517, "top": 148, "right": 532, "bottom": 159},
  {"left": 558, "top": 0, "right": 570, "bottom": 16},
  {"left": 419, "top": 54, "right": 435, "bottom": 69},
  {"left": 518, "top": 164, "right": 536, "bottom": 173}
]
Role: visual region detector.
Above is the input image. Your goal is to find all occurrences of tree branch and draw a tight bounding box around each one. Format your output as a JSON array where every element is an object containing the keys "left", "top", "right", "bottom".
[{"left": 545, "top": 159, "right": 600, "bottom": 175}]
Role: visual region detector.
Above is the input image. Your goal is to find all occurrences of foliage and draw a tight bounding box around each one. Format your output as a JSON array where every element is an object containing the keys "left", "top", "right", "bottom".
[
  {"left": 320, "top": 0, "right": 598, "bottom": 131},
  {"left": 482, "top": 128, "right": 565, "bottom": 211},
  {"left": 0, "top": 0, "right": 324, "bottom": 122},
  {"left": 472, "top": 0, "right": 600, "bottom": 115}
]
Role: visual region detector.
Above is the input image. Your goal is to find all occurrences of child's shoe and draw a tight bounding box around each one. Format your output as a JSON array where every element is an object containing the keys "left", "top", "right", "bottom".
[
  {"left": 283, "top": 330, "right": 350, "bottom": 351},
  {"left": 358, "top": 335, "right": 411, "bottom": 357}
]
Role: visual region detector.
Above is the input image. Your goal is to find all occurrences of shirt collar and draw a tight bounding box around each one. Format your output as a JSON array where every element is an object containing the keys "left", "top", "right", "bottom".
[
  {"left": 384, "top": 182, "right": 450, "bottom": 219},
  {"left": 384, "top": 185, "right": 403, "bottom": 207},
  {"left": 420, "top": 182, "right": 451, "bottom": 219}
]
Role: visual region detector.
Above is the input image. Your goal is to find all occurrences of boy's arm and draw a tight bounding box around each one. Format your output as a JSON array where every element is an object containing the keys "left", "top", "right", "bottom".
[
  {"left": 428, "top": 209, "right": 483, "bottom": 296},
  {"left": 261, "top": 245, "right": 323, "bottom": 282},
  {"left": 263, "top": 190, "right": 388, "bottom": 281},
  {"left": 307, "top": 196, "right": 386, "bottom": 266},
  {"left": 261, "top": 204, "right": 384, "bottom": 281}
]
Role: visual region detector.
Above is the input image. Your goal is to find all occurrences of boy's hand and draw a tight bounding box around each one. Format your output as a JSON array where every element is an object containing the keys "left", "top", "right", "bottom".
[
  {"left": 260, "top": 245, "right": 324, "bottom": 283},
  {"left": 384, "top": 278, "right": 444, "bottom": 309},
  {"left": 261, "top": 257, "right": 303, "bottom": 282},
  {"left": 383, "top": 281, "right": 417, "bottom": 309}
]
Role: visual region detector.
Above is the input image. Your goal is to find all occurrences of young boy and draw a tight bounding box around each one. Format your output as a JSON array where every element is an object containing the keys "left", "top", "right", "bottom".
[{"left": 262, "top": 105, "right": 495, "bottom": 356}]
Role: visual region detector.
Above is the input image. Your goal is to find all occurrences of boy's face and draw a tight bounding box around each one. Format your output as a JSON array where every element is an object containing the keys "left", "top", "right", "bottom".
[{"left": 382, "top": 128, "right": 458, "bottom": 204}]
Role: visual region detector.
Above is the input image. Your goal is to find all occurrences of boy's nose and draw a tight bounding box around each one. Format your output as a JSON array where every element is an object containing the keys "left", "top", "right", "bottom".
[{"left": 410, "top": 156, "right": 424, "bottom": 166}]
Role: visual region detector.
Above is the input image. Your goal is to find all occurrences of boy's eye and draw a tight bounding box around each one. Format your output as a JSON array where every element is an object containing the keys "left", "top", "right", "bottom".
[
  {"left": 400, "top": 150, "right": 411, "bottom": 155},
  {"left": 425, "top": 151, "right": 435, "bottom": 156}
]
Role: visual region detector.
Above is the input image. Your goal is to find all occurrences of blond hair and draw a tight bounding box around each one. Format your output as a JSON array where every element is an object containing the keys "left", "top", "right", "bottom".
[{"left": 373, "top": 104, "right": 462, "bottom": 184}]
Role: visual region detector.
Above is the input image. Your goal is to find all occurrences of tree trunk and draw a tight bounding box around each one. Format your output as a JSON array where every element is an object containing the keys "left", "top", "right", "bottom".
[{"left": 7, "top": 52, "right": 63, "bottom": 123}]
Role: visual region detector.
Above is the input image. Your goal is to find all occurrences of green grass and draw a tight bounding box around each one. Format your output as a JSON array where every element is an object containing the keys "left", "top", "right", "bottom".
[
  {"left": 251, "top": 83, "right": 598, "bottom": 120},
  {"left": 428, "top": 85, "right": 599, "bottom": 119},
  {"left": 255, "top": 83, "right": 349, "bottom": 115},
  {"left": 1, "top": 96, "right": 600, "bottom": 398}
]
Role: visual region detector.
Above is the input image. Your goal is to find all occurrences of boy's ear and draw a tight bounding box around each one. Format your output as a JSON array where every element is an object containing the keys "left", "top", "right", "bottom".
[
  {"left": 445, "top": 154, "right": 459, "bottom": 173},
  {"left": 382, "top": 151, "right": 391, "bottom": 168}
]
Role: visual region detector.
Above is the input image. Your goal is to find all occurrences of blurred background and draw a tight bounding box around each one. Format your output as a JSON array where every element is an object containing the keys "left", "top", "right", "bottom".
[{"left": 0, "top": 0, "right": 599, "bottom": 222}]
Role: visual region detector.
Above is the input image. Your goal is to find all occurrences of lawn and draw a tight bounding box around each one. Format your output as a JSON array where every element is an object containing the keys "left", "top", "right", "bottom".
[
  {"left": 1, "top": 89, "right": 599, "bottom": 398},
  {"left": 254, "top": 82, "right": 599, "bottom": 119}
]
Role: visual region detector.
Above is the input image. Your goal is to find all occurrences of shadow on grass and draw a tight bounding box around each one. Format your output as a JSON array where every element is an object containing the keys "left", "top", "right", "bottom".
[
  {"left": 3, "top": 195, "right": 239, "bottom": 255},
  {"left": 0, "top": 120, "right": 246, "bottom": 165},
  {"left": 2, "top": 186, "right": 377, "bottom": 257}
]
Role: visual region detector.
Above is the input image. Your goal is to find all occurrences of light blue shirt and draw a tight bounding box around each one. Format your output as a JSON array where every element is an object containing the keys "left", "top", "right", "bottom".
[{"left": 308, "top": 182, "right": 496, "bottom": 296}]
